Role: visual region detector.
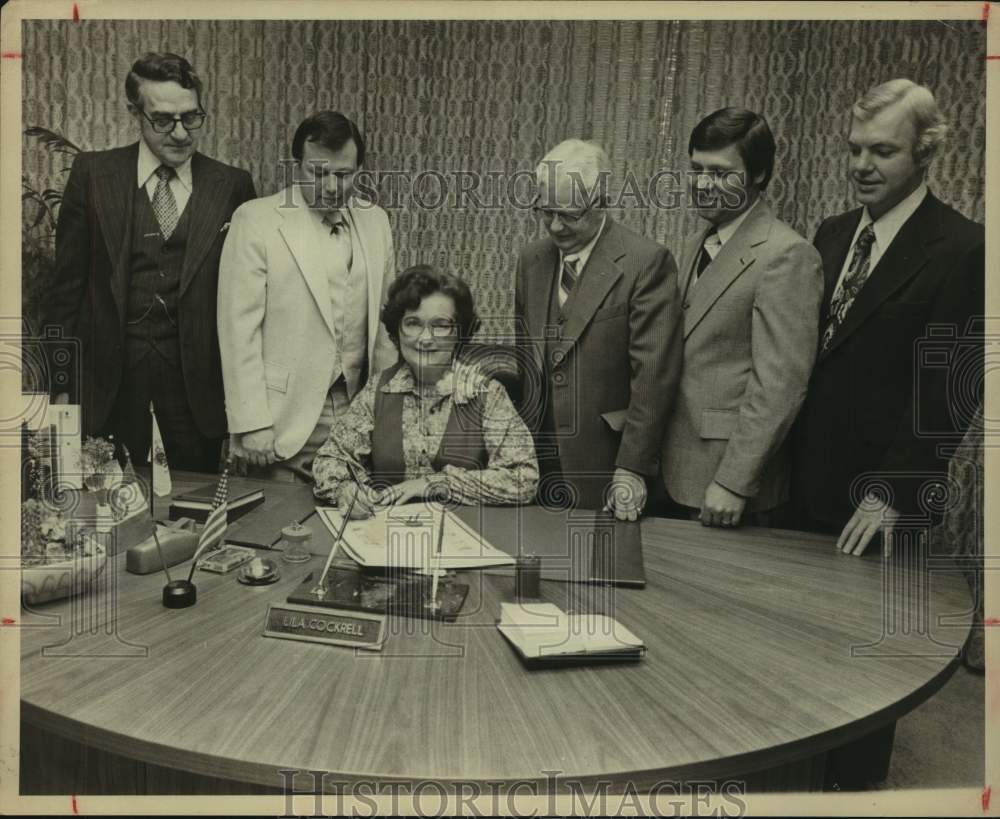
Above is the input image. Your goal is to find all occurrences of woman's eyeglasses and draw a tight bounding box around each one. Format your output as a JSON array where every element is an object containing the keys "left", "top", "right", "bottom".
[{"left": 399, "top": 317, "right": 459, "bottom": 339}]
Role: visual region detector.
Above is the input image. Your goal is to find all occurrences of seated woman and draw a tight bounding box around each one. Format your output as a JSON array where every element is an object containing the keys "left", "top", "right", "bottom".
[{"left": 313, "top": 264, "right": 539, "bottom": 517}]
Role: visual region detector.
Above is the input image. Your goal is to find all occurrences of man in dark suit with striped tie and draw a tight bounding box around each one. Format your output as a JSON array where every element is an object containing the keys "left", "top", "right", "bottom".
[
  {"left": 47, "top": 52, "right": 256, "bottom": 471},
  {"left": 792, "top": 79, "right": 984, "bottom": 557},
  {"left": 514, "top": 139, "right": 683, "bottom": 519}
]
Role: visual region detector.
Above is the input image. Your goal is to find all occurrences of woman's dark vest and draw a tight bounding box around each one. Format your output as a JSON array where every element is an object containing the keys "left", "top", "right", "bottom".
[{"left": 370, "top": 363, "right": 488, "bottom": 486}]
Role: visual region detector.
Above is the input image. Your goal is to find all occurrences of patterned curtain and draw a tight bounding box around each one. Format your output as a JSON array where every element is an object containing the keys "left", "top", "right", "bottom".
[{"left": 22, "top": 19, "right": 986, "bottom": 337}]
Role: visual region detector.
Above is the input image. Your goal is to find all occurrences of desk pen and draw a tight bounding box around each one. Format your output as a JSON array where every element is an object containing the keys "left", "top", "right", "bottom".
[
  {"left": 310, "top": 462, "right": 367, "bottom": 597},
  {"left": 345, "top": 458, "right": 393, "bottom": 512},
  {"left": 427, "top": 507, "right": 445, "bottom": 611}
]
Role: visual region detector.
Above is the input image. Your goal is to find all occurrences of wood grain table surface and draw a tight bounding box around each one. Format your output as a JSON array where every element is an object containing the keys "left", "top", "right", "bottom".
[{"left": 20, "top": 473, "right": 973, "bottom": 790}]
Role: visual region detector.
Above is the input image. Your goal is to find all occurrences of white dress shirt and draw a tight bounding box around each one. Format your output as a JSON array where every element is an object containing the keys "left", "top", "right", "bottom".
[
  {"left": 832, "top": 182, "right": 928, "bottom": 295},
  {"left": 137, "top": 138, "right": 193, "bottom": 216},
  {"left": 306, "top": 201, "right": 368, "bottom": 393},
  {"left": 704, "top": 197, "right": 760, "bottom": 261}
]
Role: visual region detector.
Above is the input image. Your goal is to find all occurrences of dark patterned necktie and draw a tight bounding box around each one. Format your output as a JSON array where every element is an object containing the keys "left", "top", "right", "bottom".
[
  {"left": 151, "top": 165, "right": 179, "bottom": 239},
  {"left": 322, "top": 210, "right": 353, "bottom": 269},
  {"left": 821, "top": 223, "right": 877, "bottom": 352},
  {"left": 694, "top": 228, "right": 718, "bottom": 281},
  {"left": 560, "top": 256, "right": 579, "bottom": 301},
  {"left": 322, "top": 211, "right": 348, "bottom": 235}
]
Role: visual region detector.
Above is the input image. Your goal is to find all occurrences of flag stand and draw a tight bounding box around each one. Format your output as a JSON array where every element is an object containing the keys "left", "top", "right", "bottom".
[
  {"left": 148, "top": 404, "right": 198, "bottom": 609},
  {"left": 162, "top": 576, "right": 197, "bottom": 608}
]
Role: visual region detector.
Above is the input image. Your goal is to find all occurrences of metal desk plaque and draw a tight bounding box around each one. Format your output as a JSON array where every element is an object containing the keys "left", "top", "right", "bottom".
[
  {"left": 263, "top": 601, "right": 387, "bottom": 651},
  {"left": 286, "top": 568, "right": 469, "bottom": 621},
  {"left": 291, "top": 485, "right": 468, "bottom": 622}
]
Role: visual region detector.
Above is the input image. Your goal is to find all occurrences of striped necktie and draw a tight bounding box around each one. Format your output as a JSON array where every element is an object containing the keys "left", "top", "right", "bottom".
[
  {"left": 151, "top": 165, "right": 179, "bottom": 239},
  {"left": 560, "top": 256, "right": 579, "bottom": 302}
]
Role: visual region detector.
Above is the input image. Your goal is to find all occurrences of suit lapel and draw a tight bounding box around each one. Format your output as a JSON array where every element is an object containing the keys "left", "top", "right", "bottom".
[
  {"left": 818, "top": 196, "right": 937, "bottom": 361},
  {"left": 677, "top": 226, "right": 708, "bottom": 305},
  {"left": 524, "top": 241, "right": 558, "bottom": 371},
  {"left": 345, "top": 202, "right": 378, "bottom": 365},
  {"left": 816, "top": 209, "right": 862, "bottom": 325},
  {"left": 683, "top": 202, "right": 772, "bottom": 339},
  {"left": 277, "top": 189, "right": 336, "bottom": 339},
  {"left": 94, "top": 143, "right": 139, "bottom": 322},
  {"left": 179, "top": 153, "right": 230, "bottom": 297},
  {"left": 553, "top": 221, "right": 625, "bottom": 356}
]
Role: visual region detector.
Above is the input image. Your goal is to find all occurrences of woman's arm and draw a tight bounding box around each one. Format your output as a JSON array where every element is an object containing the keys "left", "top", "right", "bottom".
[{"left": 312, "top": 377, "right": 378, "bottom": 504}]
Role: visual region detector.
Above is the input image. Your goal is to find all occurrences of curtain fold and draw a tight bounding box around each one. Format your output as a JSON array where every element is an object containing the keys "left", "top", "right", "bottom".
[{"left": 22, "top": 18, "right": 986, "bottom": 335}]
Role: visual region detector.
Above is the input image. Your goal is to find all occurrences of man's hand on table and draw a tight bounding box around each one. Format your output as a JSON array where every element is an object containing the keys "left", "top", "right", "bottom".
[
  {"left": 837, "top": 492, "right": 900, "bottom": 557},
  {"left": 604, "top": 468, "right": 647, "bottom": 522},
  {"left": 699, "top": 481, "right": 746, "bottom": 527}
]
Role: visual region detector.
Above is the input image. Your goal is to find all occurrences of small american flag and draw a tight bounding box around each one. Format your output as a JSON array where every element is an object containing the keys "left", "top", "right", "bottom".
[{"left": 191, "top": 467, "right": 230, "bottom": 565}]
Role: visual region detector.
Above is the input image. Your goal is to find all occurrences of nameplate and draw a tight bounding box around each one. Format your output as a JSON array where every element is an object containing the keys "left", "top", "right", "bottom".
[{"left": 263, "top": 602, "right": 386, "bottom": 651}]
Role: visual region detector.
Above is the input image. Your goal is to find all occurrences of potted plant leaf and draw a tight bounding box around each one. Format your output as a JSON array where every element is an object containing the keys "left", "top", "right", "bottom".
[{"left": 80, "top": 436, "right": 121, "bottom": 529}]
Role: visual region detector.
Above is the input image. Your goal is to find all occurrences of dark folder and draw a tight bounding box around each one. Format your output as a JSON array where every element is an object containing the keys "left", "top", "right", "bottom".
[
  {"left": 203, "top": 479, "right": 321, "bottom": 549},
  {"left": 452, "top": 505, "right": 646, "bottom": 588}
]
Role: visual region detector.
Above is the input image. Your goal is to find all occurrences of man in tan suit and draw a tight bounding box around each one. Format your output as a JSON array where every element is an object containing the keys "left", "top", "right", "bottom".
[
  {"left": 218, "top": 111, "right": 396, "bottom": 481},
  {"left": 660, "top": 108, "right": 823, "bottom": 526},
  {"left": 515, "top": 139, "right": 683, "bottom": 519}
]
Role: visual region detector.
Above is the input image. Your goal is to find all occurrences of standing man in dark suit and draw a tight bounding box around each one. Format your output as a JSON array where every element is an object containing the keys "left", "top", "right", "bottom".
[
  {"left": 662, "top": 108, "right": 823, "bottom": 527},
  {"left": 793, "top": 78, "right": 984, "bottom": 556},
  {"left": 514, "top": 139, "right": 682, "bottom": 519},
  {"left": 47, "top": 52, "right": 256, "bottom": 471}
]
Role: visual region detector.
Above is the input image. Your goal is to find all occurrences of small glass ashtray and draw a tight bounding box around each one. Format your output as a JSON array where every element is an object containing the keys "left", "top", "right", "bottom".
[{"left": 237, "top": 557, "right": 280, "bottom": 586}]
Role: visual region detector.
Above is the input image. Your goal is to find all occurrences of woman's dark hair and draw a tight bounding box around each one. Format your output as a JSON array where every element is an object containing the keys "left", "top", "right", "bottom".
[
  {"left": 381, "top": 265, "right": 477, "bottom": 349},
  {"left": 291, "top": 110, "right": 366, "bottom": 165},
  {"left": 688, "top": 107, "right": 776, "bottom": 191},
  {"left": 125, "top": 52, "right": 203, "bottom": 108}
]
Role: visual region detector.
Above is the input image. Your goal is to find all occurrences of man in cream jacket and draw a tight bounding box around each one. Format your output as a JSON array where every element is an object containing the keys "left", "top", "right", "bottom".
[{"left": 219, "top": 111, "right": 396, "bottom": 480}]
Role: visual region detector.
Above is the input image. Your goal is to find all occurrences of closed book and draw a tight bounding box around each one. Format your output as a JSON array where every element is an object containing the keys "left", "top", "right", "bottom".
[
  {"left": 168, "top": 483, "right": 265, "bottom": 524},
  {"left": 496, "top": 603, "right": 645, "bottom": 668}
]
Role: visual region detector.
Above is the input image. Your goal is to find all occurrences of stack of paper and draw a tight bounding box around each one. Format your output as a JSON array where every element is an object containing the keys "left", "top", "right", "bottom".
[
  {"left": 316, "top": 504, "right": 515, "bottom": 570},
  {"left": 496, "top": 602, "right": 645, "bottom": 664}
]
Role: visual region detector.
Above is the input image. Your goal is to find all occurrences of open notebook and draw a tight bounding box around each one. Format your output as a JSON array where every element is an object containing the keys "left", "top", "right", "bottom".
[{"left": 496, "top": 602, "right": 645, "bottom": 666}]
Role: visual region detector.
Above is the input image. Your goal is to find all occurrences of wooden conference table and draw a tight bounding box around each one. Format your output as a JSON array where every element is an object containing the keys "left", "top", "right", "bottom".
[{"left": 20, "top": 472, "right": 973, "bottom": 795}]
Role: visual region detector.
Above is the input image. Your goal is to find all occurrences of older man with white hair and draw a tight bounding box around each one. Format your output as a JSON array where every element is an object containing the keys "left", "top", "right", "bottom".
[
  {"left": 792, "top": 78, "right": 984, "bottom": 558},
  {"left": 514, "top": 139, "right": 682, "bottom": 518}
]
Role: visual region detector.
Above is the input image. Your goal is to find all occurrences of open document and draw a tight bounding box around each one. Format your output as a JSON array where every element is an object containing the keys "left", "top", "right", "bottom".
[{"left": 316, "top": 503, "right": 515, "bottom": 570}]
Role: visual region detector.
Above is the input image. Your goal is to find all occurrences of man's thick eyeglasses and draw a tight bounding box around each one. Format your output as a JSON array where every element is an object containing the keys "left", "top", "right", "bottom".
[
  {"left": 531, "top": 199, "right": 594, "bottom": 225},
  {"left": 399, "top": 317, "right": 459, "bottom": 339},
  {"left": 140, "top": 109, "right": 207, "bottom": 134}
]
